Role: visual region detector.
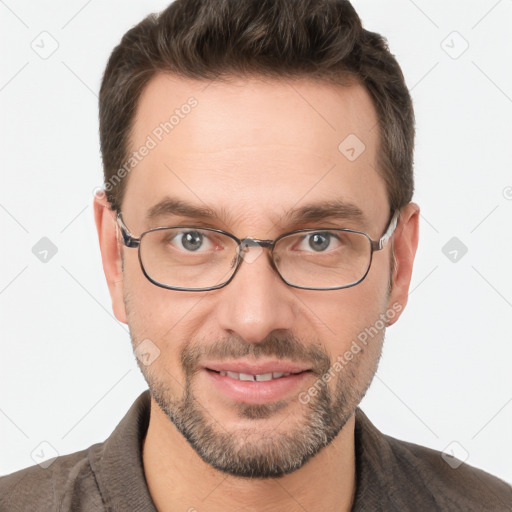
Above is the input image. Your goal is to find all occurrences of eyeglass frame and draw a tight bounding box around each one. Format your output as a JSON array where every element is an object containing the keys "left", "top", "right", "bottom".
[{"left": 115, "top": 209, "right": 400, "bottom": 292}]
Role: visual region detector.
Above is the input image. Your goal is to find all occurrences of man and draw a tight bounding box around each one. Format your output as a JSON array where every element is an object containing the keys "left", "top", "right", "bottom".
[{"left": 1, "top": 0, "right": 510, "bottom": 510}]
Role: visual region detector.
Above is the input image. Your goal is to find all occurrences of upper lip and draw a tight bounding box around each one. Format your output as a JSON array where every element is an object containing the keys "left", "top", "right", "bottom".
[{"left": 204, "top": 359, "right": 311, "bottom": 375}]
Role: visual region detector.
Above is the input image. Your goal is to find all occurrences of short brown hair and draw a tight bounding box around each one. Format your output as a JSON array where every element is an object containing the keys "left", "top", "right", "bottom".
[{"left": 99, "top": 0, "right": 414, "bottom": 215}]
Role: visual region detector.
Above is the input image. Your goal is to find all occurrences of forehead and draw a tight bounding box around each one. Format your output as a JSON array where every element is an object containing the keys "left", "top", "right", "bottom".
[{"left": 123, "top": 73, "right": 388, "bottom": 233}]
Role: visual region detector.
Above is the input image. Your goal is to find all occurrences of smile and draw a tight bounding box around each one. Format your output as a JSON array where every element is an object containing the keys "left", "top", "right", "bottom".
[
  {"left": 204, "top": 366, "right": 312, "bottom": 404},
  {"left": 211, "top": 370, "right": 305, "bottom": 382}
]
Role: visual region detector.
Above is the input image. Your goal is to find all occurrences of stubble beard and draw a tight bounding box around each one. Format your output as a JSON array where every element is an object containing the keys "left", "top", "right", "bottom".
[{"left": 132, "top": 331, "right": 383, "bottom": 479}]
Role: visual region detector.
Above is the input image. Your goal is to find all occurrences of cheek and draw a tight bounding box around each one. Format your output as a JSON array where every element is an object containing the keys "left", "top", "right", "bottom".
[
  {"left": 122, "top": 252, "right": 171, "bottom": 340},
  {"left": 122, "top": 254, "right": 209, "bottom": 355},
  {"left": 314, "top": 285, "right": 386, "bottom": 332},
  {"left": 322, "top": 294, "right": 387, "bottom": 391},
  {"left": 305, "top": 278, "right": 389, "bottom": 363}
]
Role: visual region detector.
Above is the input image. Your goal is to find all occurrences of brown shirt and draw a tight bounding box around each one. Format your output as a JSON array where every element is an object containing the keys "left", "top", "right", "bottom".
[{"left": 1, "top": 390, "right": 511, "bottom": 511}]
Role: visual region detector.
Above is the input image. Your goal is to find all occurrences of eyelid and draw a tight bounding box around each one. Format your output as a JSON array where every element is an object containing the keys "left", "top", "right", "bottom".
[
  {"left": 147, "top": 224, "right": 360, "bottom": 242},
  {"left": 282, "top": 226, "right": 358, "bottom": 238},
  {"left": 149, "top": 218, "right": 221, "bottom": 230},
  {"left": 282, "top": 219, "right": 362, "bottom": 231},
  {"left": 289, "top": 231, "right": 342, "bottom": 251},
  {"left": 166, "top": 229, "right": 215, "bottom": 252}
]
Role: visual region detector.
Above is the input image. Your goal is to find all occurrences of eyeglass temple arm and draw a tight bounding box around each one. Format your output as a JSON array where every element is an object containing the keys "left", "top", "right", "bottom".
[
  {"left": 372, "top": 209, "right": 400, "bottom": 251},
  {"left": 116, "top": 213, "right": 140, "bottom": 248}
]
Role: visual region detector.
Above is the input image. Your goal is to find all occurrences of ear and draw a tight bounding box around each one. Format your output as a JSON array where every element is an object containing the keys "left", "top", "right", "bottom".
[
  {"left": 93, "top": 193, "right": 128, "bottom": 324},
  {"left": 386, "top": 202, "right": 420, "bottom": 326}
]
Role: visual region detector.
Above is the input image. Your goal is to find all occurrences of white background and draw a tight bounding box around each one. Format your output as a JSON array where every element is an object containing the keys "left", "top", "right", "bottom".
[{"left": 1, "top": 0, "right": 511, "bottom": 484}]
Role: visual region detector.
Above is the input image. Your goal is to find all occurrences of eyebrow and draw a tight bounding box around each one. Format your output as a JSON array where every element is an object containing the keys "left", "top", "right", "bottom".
[
  {"left": 147, "top": 198, "right": 220, "bottom": 221},
  {"left": 146, "top": 197, "right": 367, "bottom": 229},
  {"left": 279, "top": 199, "right": 367, "bottom": 228}
]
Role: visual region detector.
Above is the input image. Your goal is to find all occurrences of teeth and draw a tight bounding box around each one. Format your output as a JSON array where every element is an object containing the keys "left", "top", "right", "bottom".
[
  {"left": 255, "top": 373, "right": 273, "bottom": 382},
  {"left": 218, "top": 371, "right": 293, "bottom": 381}
]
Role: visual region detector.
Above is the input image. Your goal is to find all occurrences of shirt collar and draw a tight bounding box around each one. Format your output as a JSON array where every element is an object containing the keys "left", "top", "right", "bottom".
[{"left": 88, "top": 390, "right": 158, "bottom": 511}]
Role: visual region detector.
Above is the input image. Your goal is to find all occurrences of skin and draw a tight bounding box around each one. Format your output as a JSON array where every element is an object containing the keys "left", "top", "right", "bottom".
[{"left": 94, "top": 73, "right": 419, "bottom": 512}]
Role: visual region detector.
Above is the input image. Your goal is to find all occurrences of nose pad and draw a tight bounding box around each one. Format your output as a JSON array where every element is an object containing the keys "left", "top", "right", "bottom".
[
  {"left": 238, "top": 238, "right": 264, "bottom": 265},
  {"left": 234, "top": 239, "right": 282, "bottom": 282}
]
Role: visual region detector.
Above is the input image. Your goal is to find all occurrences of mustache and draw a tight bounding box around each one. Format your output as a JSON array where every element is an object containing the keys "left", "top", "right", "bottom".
[{"left": 180, "top": 332, "right": 332, "bottom": 376}]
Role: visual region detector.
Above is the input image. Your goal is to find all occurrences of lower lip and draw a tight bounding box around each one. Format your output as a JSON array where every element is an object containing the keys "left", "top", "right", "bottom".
[{"left": 204, "top": 368, "right": 312, "bottom": 404}]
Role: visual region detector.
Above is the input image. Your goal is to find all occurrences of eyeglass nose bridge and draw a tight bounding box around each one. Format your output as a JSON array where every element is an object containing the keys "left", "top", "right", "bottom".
[{"left": 236, "top": 237, "right": 275, "bottom": 265}]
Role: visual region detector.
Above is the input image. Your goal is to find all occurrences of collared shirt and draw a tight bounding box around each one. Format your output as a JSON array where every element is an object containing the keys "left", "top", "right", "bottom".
[{"left": 1, "top": 390, "right": 511, "bottom": 511}]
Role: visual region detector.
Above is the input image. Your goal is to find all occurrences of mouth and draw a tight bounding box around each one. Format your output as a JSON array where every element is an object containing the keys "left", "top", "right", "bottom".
[
  {"left": 202, "top": 361, "right": 313, "bottom": 405},
  {"left": 206, "top": 368, "right": 309, "bottom": 382}
]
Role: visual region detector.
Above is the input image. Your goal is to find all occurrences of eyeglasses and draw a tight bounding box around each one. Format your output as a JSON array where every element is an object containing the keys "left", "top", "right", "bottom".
[{"left": 116, "top": 210, "right": 399, "bottom": 292}]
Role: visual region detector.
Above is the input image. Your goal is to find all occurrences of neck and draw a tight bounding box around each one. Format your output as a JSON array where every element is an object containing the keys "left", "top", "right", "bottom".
[{"left": 142, "top": 398, "right": 356, "bottom": 512}]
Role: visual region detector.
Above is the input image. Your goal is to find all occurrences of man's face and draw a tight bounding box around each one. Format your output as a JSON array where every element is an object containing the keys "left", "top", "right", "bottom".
[{"left": 104, "top": 74, "right": 410, "bottom": 478}]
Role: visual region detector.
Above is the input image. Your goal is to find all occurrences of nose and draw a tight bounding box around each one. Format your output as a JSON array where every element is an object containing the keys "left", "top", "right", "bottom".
[{"left": 215, "top": 243, "right": 296, "bottom": 343}]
